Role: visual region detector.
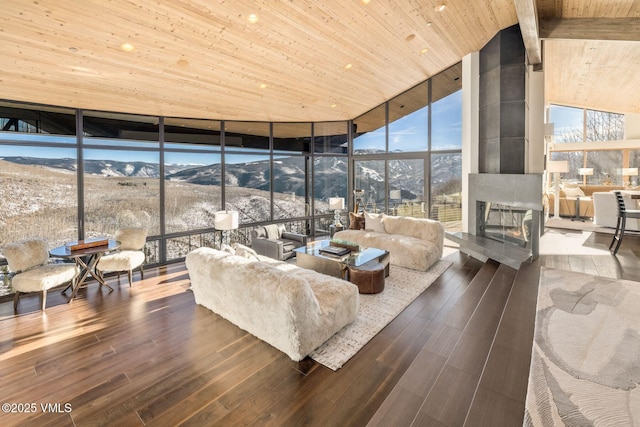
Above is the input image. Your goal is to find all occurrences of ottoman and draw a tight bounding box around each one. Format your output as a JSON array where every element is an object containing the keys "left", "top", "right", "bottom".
[{"left": 348, "top": 261, "right": 385, "bottom": 294}]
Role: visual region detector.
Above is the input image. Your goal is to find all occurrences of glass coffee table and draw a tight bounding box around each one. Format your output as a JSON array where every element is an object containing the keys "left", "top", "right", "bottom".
[{"left": 294, "top": 240, "right": 389, "bottom": 284}]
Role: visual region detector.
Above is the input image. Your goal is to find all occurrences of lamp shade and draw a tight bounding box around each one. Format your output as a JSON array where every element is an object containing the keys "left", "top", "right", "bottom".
[
  {"left": 329, "top": 197, "right": 345, "bottom": 210},
  {"left": 547, "top": 160, "right": 569, "bottom": 173},
  {"left": 578, "top": 168, "right": 593, "bottom": 176},
  {"left": 390, "top": 189, "right": 402, "bottom": 200},
  {"left": 622, "top": 168, "right": 639, "bottom": 176},
  {"left": 214, "top": 210, "right": 239, "bottom": 230}
]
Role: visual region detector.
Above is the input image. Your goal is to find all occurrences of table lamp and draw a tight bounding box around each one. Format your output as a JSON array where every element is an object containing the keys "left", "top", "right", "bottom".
[
  {"left": 622, "top": 168, "right": 638, "bottom": 188},
  {"left": 214, "top": 210, "right": 239, "bottom": 246},
  {"left": 329, "top": 197, "right": 345, "bottom": 226},
  {"left": 578, "top": 167, "right": 593, "bottom": 185}
]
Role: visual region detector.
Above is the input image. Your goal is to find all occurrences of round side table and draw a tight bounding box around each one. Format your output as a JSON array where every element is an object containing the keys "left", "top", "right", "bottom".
[{"left": 348, "top": 261, "right": 385, "bottom": 294}]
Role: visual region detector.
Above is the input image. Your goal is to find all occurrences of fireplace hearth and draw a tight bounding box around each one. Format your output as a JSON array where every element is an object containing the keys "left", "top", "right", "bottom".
[{"left": 448, "top": 173, "right": 543, "bottom": 269}]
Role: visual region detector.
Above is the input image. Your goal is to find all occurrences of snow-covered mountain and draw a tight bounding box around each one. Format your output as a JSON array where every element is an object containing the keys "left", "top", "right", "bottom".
[{"left": 1, "top": 153, "right": 460, "bottom": 198}]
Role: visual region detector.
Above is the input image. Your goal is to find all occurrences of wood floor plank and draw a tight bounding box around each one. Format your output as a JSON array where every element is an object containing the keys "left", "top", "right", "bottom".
[
  {"left": 364, "top": 386, "right": 425, "bottom": 427},
  {"left": 415, "top": 365, "right": 478, "bottom": 426},
  {"left": 463, "top": 386, "right": 525, "bottom": 427}
]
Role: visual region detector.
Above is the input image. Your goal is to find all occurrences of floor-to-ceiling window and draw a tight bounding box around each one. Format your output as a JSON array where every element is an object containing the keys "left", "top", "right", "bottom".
[
  {"left": 272, "top": 122, "right": 310, "bottom": 221},
  {"left": 430, "top": 65, "right": 463, "bottom": 230},
  {"left": 223, "top": 122, "right": 271, "bottom": 224},
  {"left": 0, "top": 104, "right": 78, "bottom": 248},
  {"left": 163, "top": 118, "right": 222, "bottom": 259},
  {"left": 351, "top": 63, "right": 462, "bottom": 229},
  {"left": 313, "top": 121, "right": 348, "bottom": 233},
  {"left": 82, "top": 112, "right": 161, "bottom": 262},
  {"left": 549, "top": 104, "right": 628, "bottom": 186}
]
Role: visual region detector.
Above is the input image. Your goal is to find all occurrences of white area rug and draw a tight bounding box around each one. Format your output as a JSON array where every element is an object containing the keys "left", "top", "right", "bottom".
[
  {"left": 524, "top": 267, "right": 640, "bottom": 426},
  {"left": 309, "top": 260, "right": 452, "bottom": 370}
]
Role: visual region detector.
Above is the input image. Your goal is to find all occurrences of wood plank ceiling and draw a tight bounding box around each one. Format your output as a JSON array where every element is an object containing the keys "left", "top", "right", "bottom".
[
  {"left": 540, "top": 0, "right": 640, "bottom": 114},
  {"left": 0, "top": 1, "right": 638, "bottom": 122}
]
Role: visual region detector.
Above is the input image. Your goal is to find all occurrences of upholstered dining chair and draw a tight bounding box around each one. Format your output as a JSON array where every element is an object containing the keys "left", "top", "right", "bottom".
[
  {"left": 96, "top": 227, "right": 147, "bottom": 287},
  {"left": 610, "top": 191, "right": 640, "bottom": 255},
  {"left": 2, "top": 239, "right": 79, "bottom": 311}
]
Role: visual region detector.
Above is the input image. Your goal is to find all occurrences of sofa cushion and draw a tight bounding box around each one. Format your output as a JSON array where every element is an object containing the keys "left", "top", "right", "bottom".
[
  {"left": 12, "top": 263, "right": 79, "bottom": 292},
  {"left": 563, "top": 186, "right": 585, "bottom": 197},
  {"left": 333, "top": 229, "right": 440, "bottom": 271},
  {"left": 233, "top": 243, "right": 260, "bottom": 260},
  {"left": 282, "top": 241, "right": 298, "bottom": 252},
  {"left": 364, "top": 212, "right": 385, "bottom": 233},
  {"left": 349, "top": 212, "right": 365, "bottom": 230},
  {"left": 97, "top": 250, "right": 145, "bottom": 272},
  {"left": 383, "top": 215, "right": 443, "bottom": 243},
  {"left": 220, "top": 243, "right": 236, "bottom": 255}
]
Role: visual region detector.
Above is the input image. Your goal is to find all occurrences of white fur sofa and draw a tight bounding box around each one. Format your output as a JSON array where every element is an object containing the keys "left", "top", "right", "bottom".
[
  {"left": 593, "top": 191, "right": 640, "bottom": 231},
  {"left": 334, "top": 214, "right": 444, "bottom": 271},
  {"left": 185, "top": 247, "right": 359, "bottom": 361}
]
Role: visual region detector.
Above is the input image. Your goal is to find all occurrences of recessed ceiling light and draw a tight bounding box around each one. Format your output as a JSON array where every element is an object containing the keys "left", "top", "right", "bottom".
[
  {"left": 120, "top": 42, "right": 135, "bottom": 52},
  {"left": 177, "top": 58, "right": 189, "bottom": 68},
  {"left": 68, "top": 47, "right": 78, "bottom": 53},
  {"left": 259, "top": 83, "right": 268, "bottom": 89},
  {"left": 247, "top": 13, "right": 258, "bottom": 24},
  {"left": 426, "top": 21, "right": 432, "bottom": 27},
  {"left": 435, "top": 3, "right": 446, "bottom": 12},
  {"left": 361, "top": 0, "right": 371, "bottom": 4},
  {"left": 331, "top": 103, "right": 337, "bottom": 108},
  {"left": 420, "top": 48, "right": 429, "bottom": 55},
  {"left": 344, "top": 63, "right": 353, "bottom": 69}
]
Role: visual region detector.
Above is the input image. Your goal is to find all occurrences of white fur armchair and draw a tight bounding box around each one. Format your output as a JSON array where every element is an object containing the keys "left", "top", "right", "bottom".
[
  {"left": 2, "top": 239, "right": 79, "bottom": 311},
  {"left": 96, "top": 227, "right": 147, "bottom": 287}
]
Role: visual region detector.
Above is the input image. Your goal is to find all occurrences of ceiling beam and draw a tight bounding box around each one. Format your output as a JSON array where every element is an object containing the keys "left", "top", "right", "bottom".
[
  {"left": 540, "top": 18, "right": 640, "bottom": 41},
  {"left": 514, "top": 0, "right": 542, "bottom": 65}
]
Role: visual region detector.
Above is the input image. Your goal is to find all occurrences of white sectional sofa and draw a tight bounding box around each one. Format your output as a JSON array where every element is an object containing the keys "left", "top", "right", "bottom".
[
  {"left": 185, "top": 247, "right": 359, "bottom": 361},
  {"left": 592, "top": 191, "right": 640, "bottom": 231},
  {"left": 334, "top": 214, "right": 444, "bottom": 271}
]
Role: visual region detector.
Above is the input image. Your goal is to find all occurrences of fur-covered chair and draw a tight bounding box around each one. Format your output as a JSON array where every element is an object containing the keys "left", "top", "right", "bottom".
[
  {"left": 96, "top": 227, "right": 147, "bottom": 287},
  {"left": 2, "top": 239, "right": 79, "bottom": 311}
]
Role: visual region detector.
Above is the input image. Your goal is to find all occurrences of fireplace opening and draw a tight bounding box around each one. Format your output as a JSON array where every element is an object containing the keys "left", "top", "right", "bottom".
[{"left": 477, "top": 201, "right": 532, "bottom": 248}]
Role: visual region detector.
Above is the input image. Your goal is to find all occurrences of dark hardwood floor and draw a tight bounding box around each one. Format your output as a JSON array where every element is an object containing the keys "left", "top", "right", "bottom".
[{"left": 1, "top": 231, "right": 639, "bottom": 427}]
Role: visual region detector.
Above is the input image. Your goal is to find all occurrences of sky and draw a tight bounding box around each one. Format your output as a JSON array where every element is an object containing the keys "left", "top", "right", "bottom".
[
  {"left": 1, "top": 90, "right": 463, "bottom": 165},
  {"left": 354, "top": 90, "right": 462, "bottom": 152},
  {"left": 549, "top": 105, "right": 584, "bottom": 141}
]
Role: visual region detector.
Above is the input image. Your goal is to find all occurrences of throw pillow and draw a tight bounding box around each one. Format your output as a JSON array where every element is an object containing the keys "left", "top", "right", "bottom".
[
  {"left": 220, "top": 243, "right": 236, "bottom": 255},
  {"left": 563, "top": 186, "right": 585, "bottom": 197},
  {"left": 264, "top": 224, "right": 281, "bottom": 240},
  {"left": 349, "top": 212, "right": 365, "bottom": 230},
  {"left": 364, "top": 212, "right": 386, "bottom": 233},
  {"left": 233, "top": 243, "right": 261, "bottom": 261}
]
